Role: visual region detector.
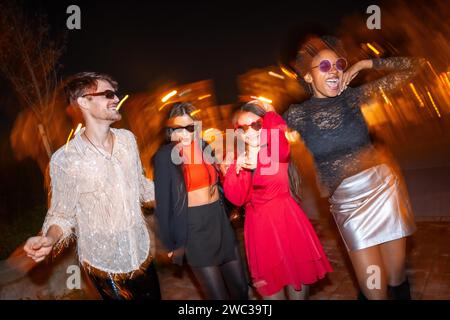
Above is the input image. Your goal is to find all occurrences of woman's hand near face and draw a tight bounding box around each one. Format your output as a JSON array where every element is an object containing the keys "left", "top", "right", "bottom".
[
  {"left": 235, "top": 147, "right": 258, "bottom": 174},
  {"left": 339, "top": 59, "right": 373, "bottom": 94}
]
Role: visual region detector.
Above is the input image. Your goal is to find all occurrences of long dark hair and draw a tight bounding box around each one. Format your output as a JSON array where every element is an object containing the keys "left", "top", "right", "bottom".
[
  {"left": 164, "top": 102, "right": 199, "bottom": 142},
  {"left": 164, "top": 102, "right": 217, "bottom": 197},
  {"left": 238, "top": 102, "right": 303, "bottom": 204}
]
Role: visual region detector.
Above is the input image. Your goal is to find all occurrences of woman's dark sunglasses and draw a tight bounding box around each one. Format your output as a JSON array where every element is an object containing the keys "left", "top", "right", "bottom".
[
  {"left": 235, "top": 119, "right": 263, "bottom": 132},
  {"left": 168, "top": 124, "right": 195, "bottom": 133},
  {"left": 82, "top": 90, "right": 121, "bottom": 100},
  {"left": 311, "top": 58, "right": 347, "bottom": 73}
]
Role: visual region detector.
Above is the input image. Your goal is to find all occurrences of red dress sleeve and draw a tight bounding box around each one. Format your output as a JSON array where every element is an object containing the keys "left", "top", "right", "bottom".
[
  {"left": 223, "top": 163, "right": 253, "bottom": 207},
  {"left": 260, "top": 111, "right": 290, "bottom": 163}
]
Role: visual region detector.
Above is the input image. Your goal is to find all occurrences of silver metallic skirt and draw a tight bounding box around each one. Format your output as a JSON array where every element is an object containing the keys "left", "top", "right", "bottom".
[{"left": 329, "top": 164, "right": 416, "bottom": 252}]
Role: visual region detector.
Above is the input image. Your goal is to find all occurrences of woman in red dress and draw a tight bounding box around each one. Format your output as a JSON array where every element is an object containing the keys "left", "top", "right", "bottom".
[{"left": 223, "top": 100, "right": 332, "bottom": 299}]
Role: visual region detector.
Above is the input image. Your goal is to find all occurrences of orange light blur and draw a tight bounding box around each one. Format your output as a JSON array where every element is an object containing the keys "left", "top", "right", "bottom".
[
  {"left": 427, "top": 91, "right": 441, "bottom": 117},
  {"left": 198, "top": 94, "right": 212, "bottom": 100},
  {"left": 280, "top": 66, "right": 298, "bottom": 79},
  {"left": 250, "top": 96, "right": 272, "bottom": 104},
  {"left": 379, "top": 87, "right": 392, "bottom": 106},
  {"left": 65, "top": 128, "right": 74, "bottom": 152},
  {"left": 161, "top": 90, "right": 177, "bottom": 103},
  {"left": 285, "top": 130, "right": 300, "bottom": 143},
  {"left": 439, "top": 73, "right": 450, "bottom": 90},
  {"left": 366, "top": 43, "right": 380, "bottom": 56},
  {"left": 190, "top": 110, "right": 201, "bottom": 117},
  {"left": 268, "top": 71, "right": 285, "bottom": 79},
  {"left": 116, "top": 94, "right": 129, "bottom": 111},
  {"left": 409, "top": 83, "right": 425, "bottom": 107},
  {"left": 74, "top": 123, "right": 82, "bottom": 135},
  {"left": 426, "top": 61, "right": 439, "bottom": 78}
]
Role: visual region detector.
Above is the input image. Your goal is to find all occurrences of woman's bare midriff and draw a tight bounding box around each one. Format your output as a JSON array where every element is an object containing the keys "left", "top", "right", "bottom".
[{"left": 188, "top": 185, "right": 220, "bottom": 207}]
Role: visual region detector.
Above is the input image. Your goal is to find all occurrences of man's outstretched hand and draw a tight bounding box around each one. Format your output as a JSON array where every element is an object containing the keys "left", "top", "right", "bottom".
[{"left": 23, "top": 236, "right": 55, "bottom": 263}]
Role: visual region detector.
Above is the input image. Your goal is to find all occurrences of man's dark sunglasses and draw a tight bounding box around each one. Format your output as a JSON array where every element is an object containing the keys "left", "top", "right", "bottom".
[{"left": 82, "top": 90, "right": 122, "bottom": 100}]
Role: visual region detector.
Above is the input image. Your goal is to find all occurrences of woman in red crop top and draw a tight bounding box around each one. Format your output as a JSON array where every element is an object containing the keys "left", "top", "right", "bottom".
[{"left": 153, "top": 102, "right": 248, "bottom": 300}]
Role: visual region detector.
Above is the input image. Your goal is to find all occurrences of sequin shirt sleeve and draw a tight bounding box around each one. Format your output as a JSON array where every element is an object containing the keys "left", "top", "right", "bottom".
[{"left": 42, "top": 160, "right": 78, "bottom": 248}]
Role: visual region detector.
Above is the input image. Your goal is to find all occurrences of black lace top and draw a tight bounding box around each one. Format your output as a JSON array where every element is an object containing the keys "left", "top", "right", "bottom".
[{"left": 283, "top": 57, "right": 424, "bottom": 197}]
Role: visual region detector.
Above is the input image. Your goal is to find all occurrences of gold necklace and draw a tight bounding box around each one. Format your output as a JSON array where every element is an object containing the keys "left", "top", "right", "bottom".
[{"left": 83, "top": 131, "right": 114, "bottom": 159}]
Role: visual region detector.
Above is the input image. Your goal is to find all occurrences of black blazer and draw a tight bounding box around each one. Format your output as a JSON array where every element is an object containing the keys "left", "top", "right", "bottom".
[
  {"left": 152, "top": 140, "right": 222, "bottom": 265},
  {"left": 153, "top": 142, "right": 188, "bottom": 265}
]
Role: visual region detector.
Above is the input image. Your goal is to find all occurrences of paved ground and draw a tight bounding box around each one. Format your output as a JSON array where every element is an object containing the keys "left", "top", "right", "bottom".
[
  {"left": 0, "top": 219, "right": 448, "bottom": 300},
  {"left": 156, "top": 219, "right": 450, "bottom": 300}
]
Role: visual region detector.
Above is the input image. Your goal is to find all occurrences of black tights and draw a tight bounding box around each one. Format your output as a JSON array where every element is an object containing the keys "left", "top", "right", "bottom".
[{"left": 191, "top": 246, "right": 248, "bottom": 300}]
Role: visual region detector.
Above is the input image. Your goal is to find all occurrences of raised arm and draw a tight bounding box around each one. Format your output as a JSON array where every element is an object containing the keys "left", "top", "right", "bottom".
[{"left": 349, "top": 57, "right": 425, "bottom": 103}]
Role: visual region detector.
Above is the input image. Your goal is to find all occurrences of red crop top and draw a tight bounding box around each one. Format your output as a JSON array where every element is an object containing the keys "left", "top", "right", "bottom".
[
  {"left": 183, "top": 162, "right": 218, "bottom": 192},
  {"left": 181, "top": 141, "right": 218, "bottom": 192}
]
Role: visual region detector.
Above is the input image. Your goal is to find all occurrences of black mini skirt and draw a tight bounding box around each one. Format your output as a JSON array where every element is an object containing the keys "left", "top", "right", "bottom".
[{"left": 185, "top": 199, "right": 237, "bottom": 267}]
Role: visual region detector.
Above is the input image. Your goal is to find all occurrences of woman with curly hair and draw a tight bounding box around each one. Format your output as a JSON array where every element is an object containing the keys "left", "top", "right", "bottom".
[{"left": 283, "top": 35, "right": 423, "bottom": 299}]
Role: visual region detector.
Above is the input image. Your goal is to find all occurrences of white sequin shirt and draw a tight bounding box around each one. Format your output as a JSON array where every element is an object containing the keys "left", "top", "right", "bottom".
[{"left": 42, "top": 128, "right": 155, "bottom": 274}]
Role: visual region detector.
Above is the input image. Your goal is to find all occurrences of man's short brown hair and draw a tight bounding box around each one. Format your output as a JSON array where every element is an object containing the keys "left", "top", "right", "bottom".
[{"left": 63, "top": 72, "right": 118, "bottom": 106}]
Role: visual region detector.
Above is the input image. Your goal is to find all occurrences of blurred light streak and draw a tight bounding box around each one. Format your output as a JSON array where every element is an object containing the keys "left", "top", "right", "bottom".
[
  {"left": 178, "top": 89, "right": 192, "bottom": 97},
  {"left": 440, "top": 72, "right": 450, "bottom": 90},
  {"left": 268, "top": 71, "right": 285, "bottom": 79},
  {"left": 74, "top": 123, "right": 82, "bottom": 135},
  {"left": 65, "top": 128, "right": 74, "bottom": 152},
  {"left": 116, "top": 94, "right": 129, "bottom": 111},
  {"left": 161, "top": 90, "right": 177, "bottom": 103},
  {"left": 158, "top": 102, "right": 171, "bottom": 111},
  {"left": 426, "top": 61, "right": 439, "bottom": 79},
  {"left": 190, "top": 110, "right": 201, "bottom": 117},
  {"left": 409, "top": 83, "right": 425, "bottom": 107},
  {"left": 366, "top": 43, "right": 380, "bottom": 56},
  {"left": 198, "top": 94, "right": 212, "bottom": 100},
  {"left": 427, "top": 91, "right": 441, "bottom": 117},
  {"left": 379, "top": 87, "right": 392, "bottom": 106},
  {"left": 250, "top": 96, "right": 273, "bottom": 104},
  {"left": 202, "top": 128, "right": 222, "bottom": 143},
  {"left": 280, "top": 66, "right": 298, "bottom": 79},
  {"left": 285, "top": 130, "right": 300, "bottom": 143}
]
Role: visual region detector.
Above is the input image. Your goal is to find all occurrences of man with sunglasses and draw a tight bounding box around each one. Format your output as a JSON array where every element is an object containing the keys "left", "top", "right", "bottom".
[{"left": 23, "top": 72, "right": 161, "bottom": 300}]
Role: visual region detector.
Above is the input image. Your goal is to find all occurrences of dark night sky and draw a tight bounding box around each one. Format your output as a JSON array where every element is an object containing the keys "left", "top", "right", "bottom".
[{"left": 23, "top": 0, "right": 378, "bottom": 103}]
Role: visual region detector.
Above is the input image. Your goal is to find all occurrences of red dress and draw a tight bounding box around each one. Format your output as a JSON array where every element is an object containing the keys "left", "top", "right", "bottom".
[{"left": 224, "top": 112, "right": 332, "bottom": 296}]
